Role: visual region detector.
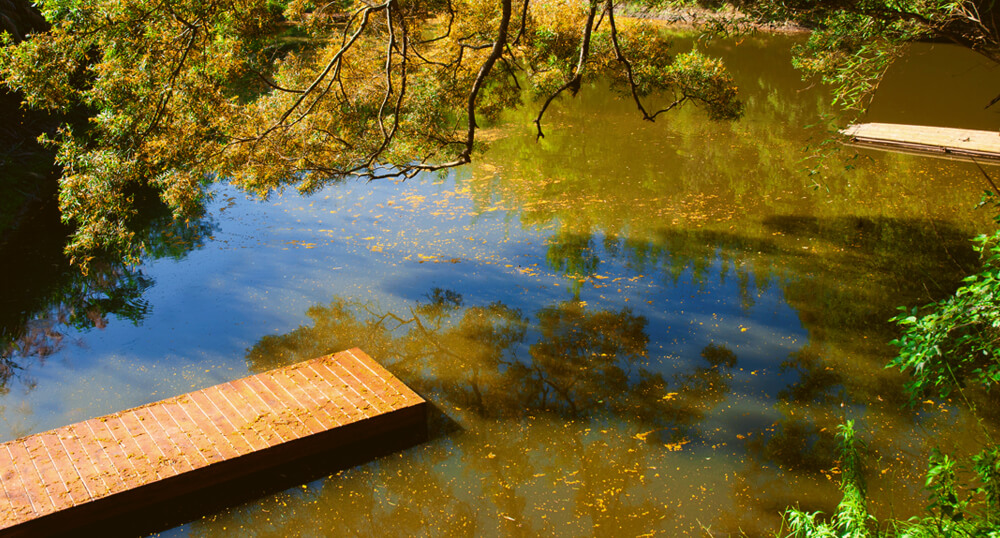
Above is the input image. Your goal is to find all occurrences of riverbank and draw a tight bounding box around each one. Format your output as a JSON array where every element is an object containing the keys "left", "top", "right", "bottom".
[{"left": 622, "top": 4, "right": 808, "bottom": 34}]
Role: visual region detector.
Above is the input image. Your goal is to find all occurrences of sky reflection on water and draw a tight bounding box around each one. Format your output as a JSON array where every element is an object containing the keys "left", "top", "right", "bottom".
[{"left": 1, "top": 35, "right": 999, "bottom": 536}]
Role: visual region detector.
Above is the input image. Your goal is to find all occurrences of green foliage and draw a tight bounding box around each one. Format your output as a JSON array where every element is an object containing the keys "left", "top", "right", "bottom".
[
  {"left": 973, "top": 446, "right": 1000, "bottom": 524},
  {"left": 888, "top": 198, "right": 1000, "bottom": 403},
  {"left": 923, "top": 449, "right": 970, "bottom": 531},
  {"left": 894, "top": 446, "right": 1000, "bottom": 537},
  {"left": 0, "top": 0, "right": 282, "bottom": 264},
  {"left": 783, "top": 197, "right": 1000, "bottom": 538},
  {"left": 835, "top": 422, "right": 875, "bottom": 537},
  {"left": 666, "top": 49, "right": 742, "bottom": 119},
  {"left": 1, "top": 0, "right": 745, "bottom": 266},
  {"left": 789, "top": 10, "right": 917, "bottom": 111},
  {"left": 782, "top": 421, "right": 874, "bottom": 538},
  {"left": 781, "top": 428, "right": 1000, "bottom": 537}
]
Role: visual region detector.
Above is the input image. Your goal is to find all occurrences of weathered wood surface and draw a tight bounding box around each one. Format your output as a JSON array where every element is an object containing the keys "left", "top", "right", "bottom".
[
  {"left": 0, "top": 348, "right": 425, "bottom": 535},
  {"left": 840, "top": 122, "right": 1000, "bottom": 161}
]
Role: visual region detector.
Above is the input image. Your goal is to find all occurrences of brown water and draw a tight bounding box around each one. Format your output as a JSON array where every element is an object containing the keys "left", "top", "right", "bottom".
[{"left": 1, "top": 34, "right": 999, "bottom": 536}]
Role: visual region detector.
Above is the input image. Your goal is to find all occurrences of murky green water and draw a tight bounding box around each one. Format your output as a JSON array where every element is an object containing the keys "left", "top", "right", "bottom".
[{"left": 2, "top": 34, "right": 1000, "bottom": 536}]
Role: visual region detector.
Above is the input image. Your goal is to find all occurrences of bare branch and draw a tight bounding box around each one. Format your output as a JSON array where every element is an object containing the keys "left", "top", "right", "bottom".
[
  {"left": 409, "top": 42, "right": 452, "bottom": 66},
  {"left": 987, "top": 91, "right": 1000, "bottom": 109},
  {"left": 276, "top": 3, "right": 388, "bottom": 127},
  {"left": 225, "top": 0, "right": 512, "bottom": 185},
  {"left": 513, "top": 0, "right": 530, "bottom": 46},
  {"left": 646, "top": 96, "right": 687, "bottom": 121},
  {"left": 428, "top": 0, "right": 513, "bottom": 168},
  {"left": 415, "top": 0, "right": 456, "bottom": 45},
  {"left": 972, "top": 156, "right": 1000, "bottom": 194},
  {"left": 251, "top": 69, "right": 306, "bottom": 94},
  {"left": 137, "top": 25, "right": 199, "bottom": 143},
  {"left": 311, "top": 126, "right": 353, "bottom": 148},
  {"left": 533, "top": 0, "right": 599, "bottom": 139},
  {"left": 606, "top": 0, "right": 654, "bottom": 121},
  {"left": 376, "top": 3, "right": 397, "bottom": 141},
  {"left": 501, "top": 55, "right": 521, "bottom": 90},
  {"left": 367, "top": 0, "right": 411, "bottom": 167}
]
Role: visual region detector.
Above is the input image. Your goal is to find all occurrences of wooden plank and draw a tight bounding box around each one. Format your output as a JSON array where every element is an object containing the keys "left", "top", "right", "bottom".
[
  {"left": 0, "top": 348, "right": 426, "bottom": 535},
  {"left": 182, "top": 389, "right": 263, "bottom": 454},
  {"left": 349, "top": 350, "right": 421, "bottom": 406},
  {"left": 305, "top": 362, "right": 371, "bottom": 422},
  {"left": 270, "top": 369, "right": 340, "bottom": 431},
  {"left": 20, "top": 436, "right": 76, "bottom": 507},
  {"left": 75, "top": 421, "right": 130, "bottom": 491},
  {"left": 840, "top": 122, "right": 1000, "bottom": 162},
  {"left": 3, "top": 443, "right": 50, "bottom": 516},
  {"left": 57, "top": 425, "right": 110, "bottom": 501},
  {"left": 115, "top": 411, "right": 175, "bottom": 481},
  {"left": 156, "top": 402, "right": 227, "bottom": 465},
  {"left": 86, "top": 418, "right": 145, "bottom": 487},
  {"left": 286, "top": 366, "right": 351, "bottom": 427}
]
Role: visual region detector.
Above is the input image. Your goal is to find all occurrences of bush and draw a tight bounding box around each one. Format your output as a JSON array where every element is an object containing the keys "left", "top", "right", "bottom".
[{"left": 782, "top": 196, "right": 1000, "bottom": 537}]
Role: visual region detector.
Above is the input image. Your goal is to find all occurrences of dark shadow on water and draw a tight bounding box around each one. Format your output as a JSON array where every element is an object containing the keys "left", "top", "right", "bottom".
[
  {"left": 0, "top": 190, "right": 217, "bottom": 394},
  {"left": 426, "top": 400, "right": 464, "bottom": 439}
]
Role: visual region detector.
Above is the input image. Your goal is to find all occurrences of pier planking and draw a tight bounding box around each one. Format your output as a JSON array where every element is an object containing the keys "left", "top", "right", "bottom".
[
  {"left": 840, "top": 122, "right": 1000, "bottom": 162},
  {"left": 0, "top": 348, "right": 426, "bottom": 535}
]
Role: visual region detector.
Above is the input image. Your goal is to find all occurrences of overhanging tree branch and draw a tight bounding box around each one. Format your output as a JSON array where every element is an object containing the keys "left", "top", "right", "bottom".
[
  {"left": 606, "top": 0, "right": 655, "bottom": 121},
  {"left": 533, "top": 0, "right": 600, "bottom": 139}
]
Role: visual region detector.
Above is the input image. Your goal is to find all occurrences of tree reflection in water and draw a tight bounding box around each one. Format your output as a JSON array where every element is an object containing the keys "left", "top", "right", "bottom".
[
  {"left": 246, "top": 289, "right": 747, "bottom": 432},
  {"left": 230, "top": 288, "right": 809, "bottom": 535},
  {"left": 220, "top": 213, "right": 997, "bottom": 535},
  {"left": 0, "top": 205, "right": 215, "bottom": 393},
  {"left": 0, "top": 35, "right": 996, "bottom": 535}
]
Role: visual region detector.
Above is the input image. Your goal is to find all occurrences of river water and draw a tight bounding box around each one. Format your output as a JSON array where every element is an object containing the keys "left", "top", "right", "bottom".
[{"left": 2, "top": 34, "right": 999, "bottom": 536}]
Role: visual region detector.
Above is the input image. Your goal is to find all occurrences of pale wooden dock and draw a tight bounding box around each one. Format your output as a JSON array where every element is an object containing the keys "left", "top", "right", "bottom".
[
  {"left": 840, "top": 122, "right": 1000, "bottom": 162},
  {"left": 0, "top": 348, "right": 425, "bottom": 535}
]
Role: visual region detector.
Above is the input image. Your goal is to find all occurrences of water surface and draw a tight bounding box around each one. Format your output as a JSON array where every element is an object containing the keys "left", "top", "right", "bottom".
[{"left": 1, "top": 34, "right": 999, "bottom": 536}]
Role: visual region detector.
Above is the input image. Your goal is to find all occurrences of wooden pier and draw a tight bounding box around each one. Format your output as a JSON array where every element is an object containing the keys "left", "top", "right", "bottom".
[
  {"left": 840, "top": 122, "right": 1000, "bottom": 162},
  {"left": 0, "top": 348, "right": 426, "bottom": 536}
]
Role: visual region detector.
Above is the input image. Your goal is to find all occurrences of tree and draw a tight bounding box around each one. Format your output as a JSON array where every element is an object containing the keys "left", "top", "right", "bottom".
[{"left": 0, "top": 0, "right": 742, "bottom": 265}]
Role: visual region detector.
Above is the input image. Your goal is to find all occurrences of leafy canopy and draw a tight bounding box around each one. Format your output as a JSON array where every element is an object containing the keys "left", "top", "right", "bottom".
[{"left": 0, "top": 0, "right": 742, "bottom": 264}]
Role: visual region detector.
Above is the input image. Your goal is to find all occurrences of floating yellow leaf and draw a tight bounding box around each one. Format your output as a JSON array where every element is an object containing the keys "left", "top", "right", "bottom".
[{"left": 664, "top": 439, "right": 690, "bottom": 451}]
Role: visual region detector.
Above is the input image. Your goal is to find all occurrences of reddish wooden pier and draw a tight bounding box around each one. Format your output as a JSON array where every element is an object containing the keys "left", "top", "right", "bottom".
[
  {"left": 840, "top": 122, "right": 1000, "bottom": 162},
  {"left": 0, "top": 348, "right": 425, "bottom": 535}
]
